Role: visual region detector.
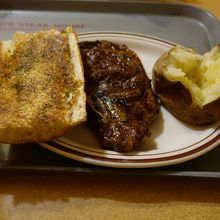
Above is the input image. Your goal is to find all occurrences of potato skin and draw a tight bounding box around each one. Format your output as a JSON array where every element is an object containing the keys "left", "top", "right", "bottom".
[{"left": 152, "top": 52, "right": 220, "bottom": 125}]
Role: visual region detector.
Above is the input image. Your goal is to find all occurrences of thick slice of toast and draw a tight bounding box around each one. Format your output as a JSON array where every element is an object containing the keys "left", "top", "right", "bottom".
[{"left": 0, "top": 27, "right": 86, "bottom": 144}]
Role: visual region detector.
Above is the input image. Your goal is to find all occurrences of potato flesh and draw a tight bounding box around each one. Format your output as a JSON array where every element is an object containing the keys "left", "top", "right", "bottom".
[
  {"left": 200, "top": 46, "right": 220, "bottom": 105},
  {"left": 164, "top": 46, "right": 220, "bottom": 108}
]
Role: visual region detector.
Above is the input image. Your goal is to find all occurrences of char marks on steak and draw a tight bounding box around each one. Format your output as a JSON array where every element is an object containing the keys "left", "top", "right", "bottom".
[{"left": 80, "top": 40, "right": 159, "bottom": 152}]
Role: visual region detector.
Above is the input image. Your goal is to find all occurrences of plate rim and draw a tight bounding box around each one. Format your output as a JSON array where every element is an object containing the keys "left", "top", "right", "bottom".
[
  {"left": 40, "top": 133, "right": 220, "bottom": 168},
  {"left": 55, "top": 126, "right": 219, "bottom": 158},
  {"left": 78, "top": 31, "right": 177, "bottom": 47}
]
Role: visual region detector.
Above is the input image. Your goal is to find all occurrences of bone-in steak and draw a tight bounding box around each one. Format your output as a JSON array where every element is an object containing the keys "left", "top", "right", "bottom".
[{"left": 80, "top": 40, "right": 159, "bottom": 152}]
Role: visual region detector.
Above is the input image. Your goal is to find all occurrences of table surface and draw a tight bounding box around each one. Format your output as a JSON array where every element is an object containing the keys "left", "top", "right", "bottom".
[{"left": 1, "top": 1, "right": 220, "bottom": 220}]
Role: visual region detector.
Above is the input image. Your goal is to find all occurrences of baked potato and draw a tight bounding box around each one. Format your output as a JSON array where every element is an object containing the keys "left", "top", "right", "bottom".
[{"left": 152, "top": 45, "right": 220, "bottom": 125}]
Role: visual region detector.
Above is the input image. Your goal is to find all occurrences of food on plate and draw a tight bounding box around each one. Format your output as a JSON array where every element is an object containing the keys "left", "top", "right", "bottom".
[
  {"left": 0, "top": 27, "right": 86, "bottom": 144},
  {"left": 80, "top": 40, "right": 160, "bottom": 152},
  {"left": 153, "top": 45, "right": 220, "bottom": 124}
]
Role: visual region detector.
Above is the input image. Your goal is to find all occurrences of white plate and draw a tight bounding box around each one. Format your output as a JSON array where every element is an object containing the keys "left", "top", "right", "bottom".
[{"left": 40, "top": 32, "right": 220, "bottom": 168}]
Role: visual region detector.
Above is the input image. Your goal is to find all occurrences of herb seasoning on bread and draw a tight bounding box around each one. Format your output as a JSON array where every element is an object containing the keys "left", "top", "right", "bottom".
[{"left": 0, "top": 27, "right": 86, "bottom": 144}]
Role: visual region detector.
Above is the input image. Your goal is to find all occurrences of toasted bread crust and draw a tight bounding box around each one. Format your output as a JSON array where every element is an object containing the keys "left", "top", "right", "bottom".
[{"left": 0, "top": 28, "right": 86, "bottom": 144}]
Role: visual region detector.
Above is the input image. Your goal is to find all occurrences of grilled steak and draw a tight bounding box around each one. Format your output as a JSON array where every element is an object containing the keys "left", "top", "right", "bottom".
[{"left": 80, "top": 40, "right": 159, "bottom": 152}]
